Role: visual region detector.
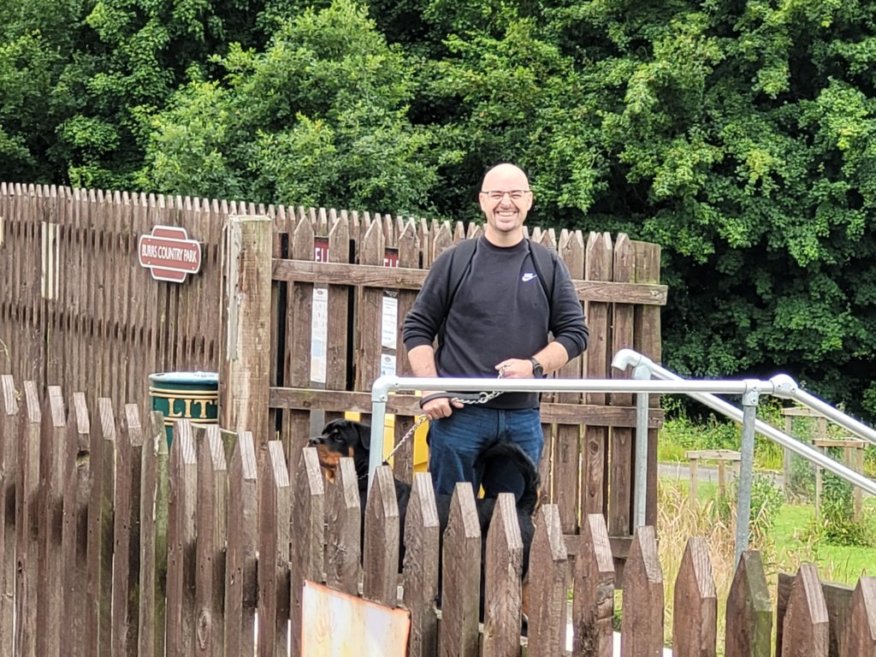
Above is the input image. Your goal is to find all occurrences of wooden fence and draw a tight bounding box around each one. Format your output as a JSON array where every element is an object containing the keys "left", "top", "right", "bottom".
[
  {"left": 1, "top": 376, "right": 874, "bottom": 657},
  {"left": 0, "top": 181, "right": 665, "bottom": 552}
]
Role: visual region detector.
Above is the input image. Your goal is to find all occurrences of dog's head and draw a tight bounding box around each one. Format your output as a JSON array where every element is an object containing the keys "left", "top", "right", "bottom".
[{"left": 308, "top": 419, "right": 371, "bottom": 482}]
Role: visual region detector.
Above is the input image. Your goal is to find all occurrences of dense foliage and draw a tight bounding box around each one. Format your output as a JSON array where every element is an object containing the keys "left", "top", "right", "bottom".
[{"left": 3, "top": 0, "right": 876, "bottom": 417}]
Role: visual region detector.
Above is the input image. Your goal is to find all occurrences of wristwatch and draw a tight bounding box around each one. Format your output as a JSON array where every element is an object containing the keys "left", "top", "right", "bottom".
[{"left": 529, "top": 357, "right": 545, "bottom": 378}]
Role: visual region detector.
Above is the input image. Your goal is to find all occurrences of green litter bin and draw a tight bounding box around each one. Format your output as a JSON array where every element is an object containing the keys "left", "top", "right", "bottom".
[{"left": 148, "top": 371, "right": 219, "bottom": 445}]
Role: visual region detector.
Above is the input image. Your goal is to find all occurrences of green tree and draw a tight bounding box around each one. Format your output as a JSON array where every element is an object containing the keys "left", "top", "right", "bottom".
[{"left": 143, "top": 0, "right": 444, "bottom": 213}]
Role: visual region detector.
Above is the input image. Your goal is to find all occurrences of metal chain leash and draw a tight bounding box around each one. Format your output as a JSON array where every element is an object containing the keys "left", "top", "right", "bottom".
[{"left": 381, "top": 371, "right": 506, "bottom": 466}]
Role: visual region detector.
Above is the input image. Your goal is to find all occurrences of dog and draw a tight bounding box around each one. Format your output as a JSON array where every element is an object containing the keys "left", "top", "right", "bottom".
[{"left": 308, "top": 418, "right": 538, "bottom": 613}]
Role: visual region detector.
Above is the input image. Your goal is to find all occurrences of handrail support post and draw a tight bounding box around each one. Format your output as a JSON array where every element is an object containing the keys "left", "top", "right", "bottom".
[{"left": 735, "top": 383, "right": 760, "bottom": 564}]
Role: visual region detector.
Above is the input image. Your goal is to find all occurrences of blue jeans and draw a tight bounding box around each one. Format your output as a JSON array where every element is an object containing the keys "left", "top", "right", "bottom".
[{"left": 427, "top": 405, "right": 543, "bottom": 496}]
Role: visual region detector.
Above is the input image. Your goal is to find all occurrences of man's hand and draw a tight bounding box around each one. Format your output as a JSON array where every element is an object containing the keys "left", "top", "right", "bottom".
[
  {"left": 494, "top": 358, "right": 537, "bottom": 378},
  {"left": 421, "top": 395, "right": 464, "bottom": 420}
]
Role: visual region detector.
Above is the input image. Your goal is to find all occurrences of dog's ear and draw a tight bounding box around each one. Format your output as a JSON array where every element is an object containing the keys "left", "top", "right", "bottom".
[{"left": 358, "top": 422, "right": 371, "bottom": 449}]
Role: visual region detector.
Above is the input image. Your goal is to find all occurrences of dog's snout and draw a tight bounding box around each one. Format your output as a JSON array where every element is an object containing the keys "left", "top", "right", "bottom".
[{"left": 307, "top": 436, "right": 322, "bottom": 446}]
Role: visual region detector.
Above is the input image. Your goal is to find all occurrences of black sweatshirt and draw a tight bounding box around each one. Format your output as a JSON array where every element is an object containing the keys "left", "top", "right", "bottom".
[{"left": 402, "top": 236, "right": 589, "bottom": 409}]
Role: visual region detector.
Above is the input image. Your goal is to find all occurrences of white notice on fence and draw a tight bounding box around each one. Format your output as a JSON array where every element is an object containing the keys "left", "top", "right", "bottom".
[
  {"left": 310, "top": 286, "right": 328, "bottom": 384},
  {"left": 380, "top": 353, "right": 396, "bottom": 377},
  {"left": 381, "top": 295, "right": 397, "bottom": 349}
]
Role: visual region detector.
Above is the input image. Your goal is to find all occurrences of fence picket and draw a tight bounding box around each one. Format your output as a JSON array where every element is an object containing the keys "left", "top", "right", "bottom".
[
  {"left": 224, "top": 431, "right": 257, "bottom": 657},
  {"left": 572, "top": 513, "right": 615, "bottom": 656},
  {"left": 779, "top": 564, "right": 829, "bottom": 657},
  {"left": 841, "top": 578, "right": 876, "bottom": 656},
  {"left": 194, "top": 425, "right": 227, "bottom": 657},
  {"left": 15, "top": 381, "right": 41, "bottom": 657},
  {"left": 620, "top": 525, "right": 663, "bottom": 657},
  {"left": 724, "top": 551, "right": 772, "bottom": 657},
  {"left": 0, "top": 374, "right": 19, "bottom": 657},
  {"left": 482, "top": 493, "right": 524, "bottom": 657},
  {"left": 258, "top": 441, "right": 291, "bottom": 657},
  {"left": 362, "top": 465, "right": 401, "bottom": 606},
  {"left": 324, "top": 457, "right": 361, "bottom": 594},
  {"left": 439, "top": 483, "right": 482, "bottom": 657},
  {"left": 402, "top": 473, "right": 440, "bottom": 657},
  {"left": 526, "top": 504, "right": 568, "bottom": 657},
  {"left": 672, "top": 537, "right": 717, "bottom": 656}
]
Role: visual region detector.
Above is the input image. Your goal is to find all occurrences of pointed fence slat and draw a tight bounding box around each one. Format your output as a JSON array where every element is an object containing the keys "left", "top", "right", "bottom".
[
  {"left": 583, "top": 232, "right": 613, "bottom": 516},
  {"left": 362, "top": 465, "right": 401, "bottom": 606},
  {"left": 403, "top": 473, "right": 440, "bottom": 657},
  {"left": 526, "top": 504, "right": 569, "bottom": 657},
  {"left": 15, "top": 381, "right": 41, "bottom": 657},
  {"left": 780, "top": 564, "right": 829, "bottom": 657},
  {"left": 258, "top": 440, "right": 291, "bottom": 657},
  {"left": 166, "top": 419, "right": 198, "bottom": 657},
  {"left": 724, "top": 551, "right": 772, "bottom": 657},
  {"left": 224, "top": 431, "right": 258, "bottom": 657},
  {"left": 439, "top": 483, "right": 482, "bottom": 657},
  {"left": 111, "top": 403, "right": 144, "bottom": 657},
  {"left": 138, "top": 411, "right": 169, "bottom": 657},
  {"left": 289, "top": 447, "right": 324, "bottom": 657},
  {"left": 324, "top": 457, "right": 361, "bottom": 595},
  {"left": 841, "top": 578, "right": 876, "bottom": 656},
  {"left": 37, "top": 386, "right": 66, "bottom": 657},
  {"left": 777, "top": 572, "right": 854, "bottom": 657},
  {"left": 573, "top": 513, "right": 615, "bottom": 657},
  {"left": 482, "top": 493, "right": 524, "bottom": 657},
  {"left": 672, "top": 536, "right": 717, "bottom": 657},
  {"left": 61, "top": 392, "right": 92, "bottom": 657},
  {"left": 194, "top": 425, "right": 228, "bottom": 657},
  {"left": 621, "top": 525, "right": 663, "bottom": 657},
  {"left": 0, "top": 374, "right": 19, "bottom": 657}
]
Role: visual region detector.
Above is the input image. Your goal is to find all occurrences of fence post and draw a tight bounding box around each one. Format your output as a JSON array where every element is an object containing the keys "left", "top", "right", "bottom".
[{"left": 220, "top": 215, "right": 272, "bottom": 455}]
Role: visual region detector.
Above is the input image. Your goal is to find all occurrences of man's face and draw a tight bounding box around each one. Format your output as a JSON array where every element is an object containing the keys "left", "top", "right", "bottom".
[{"left": 479, "top": 167, "right": 532, "bottom": 235}]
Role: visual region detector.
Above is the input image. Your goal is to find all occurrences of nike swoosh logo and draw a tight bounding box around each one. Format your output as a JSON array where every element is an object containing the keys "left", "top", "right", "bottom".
[{"left": 521, "top": 273, "right": 537, "bottom": 282}]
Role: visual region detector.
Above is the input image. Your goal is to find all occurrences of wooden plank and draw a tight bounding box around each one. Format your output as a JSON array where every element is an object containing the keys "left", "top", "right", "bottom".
[
  {"left": 724, "top": 551, "right": 771, "bottom": 657},
  {"left": 15, "top": 381, "right": 41, "bottom": 657},
  {"left": 779, "top": 564, "right": 829, "bottom": 656},
  {"left": 362, "top": 465, "right": 401, "bottom": 606},
  {"left": 282, "top": 215, "right": 316, "bottom": 463},
  {"left": 324, "top": 457, "right": 361, "bottom": 595},
  {"left": 402, "top": 473, "right": 440, "bottom": 657},
  {"left": 220, "top": 215, "right": 273, "bottom": 457},
  {"left": 583, "top": 232, "right": 612, "bottom": 516},
  {"left": 61, "top": 392, "right": 92, "bottom": 657},
  {"left": 194, "top": 425, "right": 228, "bottom": 657},
  {"left": 526, "top": 504, "right": 569, "bottom": 657},
  {"left": 92, "top": 398, "right": 117, "bottom": 654},
  {"left": 112, "top": 404, "right": 144, "bottom": 657},
  {"left": 326, "top": 211, "right": 351, "bottom": 402},
  {"left": 620, "top": 525, "right": 663, "bottom": 657},
  {"left": 841, "top": 577, "right": 876, "bottom": 656},
  {"left": 272, "top": 259, "right": 668, "bottom": 304},
  {"left": 482, "top": 493, "right": 524, "bottom": 657},
  {"left": 672, "top": 537, "right": 717, "bottom": 657},
  {"left": 166, "top": 419, "right": 198, "bottom": 657},
  {"left": 37, "top": 386, "right": 66, "bottom": 657},
  {"left": 138, "top": 411, "right": 169, "bottom": 657},
  {"left": 777, "top": 572, "right": 853, "bottom": 657},
  {"left": 439, "top": 483, "right": 481, "bottom": 657},
  {"left": 609, "top": 234, "right": 635, "bottom": 537},
  {"left": 258, "top": 441, "right": 291, "bottom": 657},
  {"left": 289, "top": 447, "right": 324, "bottom": 657},
  {"left": 572, "top": 513, "right": 615, "bottom": 657},
  {"left": 224, "top": 431, "right": 258, "bottom": 657},
  {"left": 0, "top": 374, "right": 19, "bottom": 657},
  {"left": 355, "top": 221, "right": 385, "bottom": 394}
]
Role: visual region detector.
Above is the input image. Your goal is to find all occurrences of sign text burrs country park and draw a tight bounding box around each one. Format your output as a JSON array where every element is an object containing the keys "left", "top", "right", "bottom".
[{"left": 138, "top": 226, "right": 203, "bottom": 283}]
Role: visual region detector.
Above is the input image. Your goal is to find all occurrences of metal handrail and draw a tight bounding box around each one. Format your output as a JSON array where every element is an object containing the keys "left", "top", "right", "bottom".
[{"left": 369, "top": 361, "right": 876, "bottom": 563}]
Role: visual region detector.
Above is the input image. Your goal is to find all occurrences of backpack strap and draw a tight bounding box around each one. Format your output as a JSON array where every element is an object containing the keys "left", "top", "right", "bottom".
[{"left": 445, "top": 236, "right": 556, "bottom": 309}]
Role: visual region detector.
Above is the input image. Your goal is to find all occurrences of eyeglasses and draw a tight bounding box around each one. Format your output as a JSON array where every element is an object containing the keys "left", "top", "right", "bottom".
[{"left": 480, "top": 190, "right": 531, "bottom": 202}]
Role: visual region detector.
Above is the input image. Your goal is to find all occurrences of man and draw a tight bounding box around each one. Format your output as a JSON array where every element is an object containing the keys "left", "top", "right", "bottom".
[{"left": 402, "top": 162, "right": 589, "bottom": 495}]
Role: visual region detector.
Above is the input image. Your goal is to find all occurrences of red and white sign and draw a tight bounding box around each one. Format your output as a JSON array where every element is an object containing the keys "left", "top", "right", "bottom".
[{"left": 138, "top": 226, "right": 202, "bottom": 283}]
